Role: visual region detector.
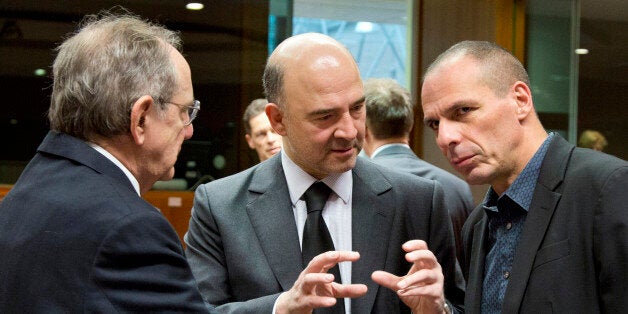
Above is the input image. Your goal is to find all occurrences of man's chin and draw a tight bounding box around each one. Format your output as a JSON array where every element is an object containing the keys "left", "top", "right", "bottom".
[
  {"left": 158, "top": 168, "right": 176, "bottom": 182},
  {"left": 329, "top": 156, "right": 357, "bottom": 173}
]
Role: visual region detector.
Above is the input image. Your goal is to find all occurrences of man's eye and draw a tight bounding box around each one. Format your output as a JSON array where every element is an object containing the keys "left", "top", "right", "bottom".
[
  {"left": 351, "top": 104, "right": 364, "bottom": 111},
  {"left": 427, "top": 121, "right": 439, "bottom": 131},
  {"left": 457, "top": 107, "right": 472, "bottom": 115},
  {"left": 318, "top": 115, "right": 332, "bottom": 121}
]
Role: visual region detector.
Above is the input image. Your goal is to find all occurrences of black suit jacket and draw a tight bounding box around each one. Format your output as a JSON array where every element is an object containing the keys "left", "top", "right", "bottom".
[
  {"left": 368, "top": 145, "right": 475, "bottom": 263},
  {"left": 461, "top": 135, "right": 628, "bottom": 313},
  {"left": 185, "top": 154, "right": 465, "bottom": 313},
  {"left": 0, "top": 131, "right": 208, "bottom": 312}
]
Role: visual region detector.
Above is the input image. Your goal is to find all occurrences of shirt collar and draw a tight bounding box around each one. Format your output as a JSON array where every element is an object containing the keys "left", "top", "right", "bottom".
[
  {"left": 281, "top": 149, "right": 352, "bottom": 206},
  {"left": 88, "top": 142, "right": 141, "bottom": 196},
  {"left": 482, "top": 132, "right": 555, "bottom": 212},
  {"left": 370, "top": 143, "right": 410, "bottom": 158}
]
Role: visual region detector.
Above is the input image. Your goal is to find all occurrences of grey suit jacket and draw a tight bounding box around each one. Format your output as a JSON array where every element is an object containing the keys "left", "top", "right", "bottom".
[
  {"left": 185, "top": 154, "right": 465, "bottom": 313},
  {"left": 368, "top": 145, "right": 474, "bottom": 262},
  {"left": 461, "top": 135, "right": 628, "bottom": 313}
]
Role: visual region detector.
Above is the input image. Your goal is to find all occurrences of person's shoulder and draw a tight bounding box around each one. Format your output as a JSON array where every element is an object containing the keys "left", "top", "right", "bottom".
[
  {"left": 197, "top": 157, "right": 280, "bottom": 193},
  {"left": 356, "top": 156, "right": 436, "bottom": 187},
  {"left": 568, "top": 148, "right": 627, "bottom": 181},
  {"left": 369, "top": 151, "right": 471, "bottom": 192},
  {"left": 572, "top": 147, "right": 626, "bottom": 165}
]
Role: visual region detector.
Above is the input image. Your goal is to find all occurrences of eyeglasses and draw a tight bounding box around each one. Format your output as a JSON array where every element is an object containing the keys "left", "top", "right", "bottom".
[{"left": 167, "top": 100, "right": 200, "bottom": 125}]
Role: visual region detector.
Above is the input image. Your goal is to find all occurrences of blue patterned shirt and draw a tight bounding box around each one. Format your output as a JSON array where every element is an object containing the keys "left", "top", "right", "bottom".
[{"left": 480, "top": 133, "right": 554, "bottom": 313}]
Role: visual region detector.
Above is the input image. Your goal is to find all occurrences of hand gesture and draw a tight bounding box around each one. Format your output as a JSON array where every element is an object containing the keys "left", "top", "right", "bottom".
[
  {"left": 371, "top": 240, "right": 447, "bottom": 314},
  {"left": 275, "top": 251, "right": 368, "bottom": 314}
]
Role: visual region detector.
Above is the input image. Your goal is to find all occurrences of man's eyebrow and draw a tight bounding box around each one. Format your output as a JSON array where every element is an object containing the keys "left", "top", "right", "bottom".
[
  {"left": 308, "top": 107, "right": 336, "bottom": 117},
  {"left": 352, "top": 96, "right": 366, "bottom": 106},
  {"left": 307, "top": 97, "right": 365, "bottom": 117},
  {"left": 423, "top": 115, "right": 437, "bottom": 125}
]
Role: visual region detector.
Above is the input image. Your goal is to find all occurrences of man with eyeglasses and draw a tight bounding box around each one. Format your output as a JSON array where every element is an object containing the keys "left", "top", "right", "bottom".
[{"left": 0, "top": 11, "right": 211, "bottom": 312}]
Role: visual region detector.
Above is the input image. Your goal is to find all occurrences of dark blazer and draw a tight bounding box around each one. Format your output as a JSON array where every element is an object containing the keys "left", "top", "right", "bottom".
[
  {"left": 461, "top": 135, "right": 628, "bottom": 313},
  {"left": 368, "top": 145, "right": 475, "bottom": 262},
  {"left": 0, "top": 131, "right": 208, "bottom": 313},
  {"left": 185, "top": 154, "right": 465, "bottom": 313}
]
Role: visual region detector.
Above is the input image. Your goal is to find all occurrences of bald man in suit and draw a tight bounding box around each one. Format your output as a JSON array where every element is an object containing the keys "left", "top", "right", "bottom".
[{"left": 185, "top": 33, "right": 464, "bottom": 313}]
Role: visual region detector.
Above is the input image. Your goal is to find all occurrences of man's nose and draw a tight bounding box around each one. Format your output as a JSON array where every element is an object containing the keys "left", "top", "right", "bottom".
[
  {"left": 184, "top": 124, "right": 194, "bottom": 140},
  {"left": 436, "top": 120, "right": 459, "bottom": 150},
  {"left": 334, "top": 113, "right": 358, "bottom": 140}
]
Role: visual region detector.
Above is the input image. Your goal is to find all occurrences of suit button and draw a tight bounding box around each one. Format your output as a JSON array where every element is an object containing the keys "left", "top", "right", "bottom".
[
  {"left": 503, "top": 271, "right": 510, "bottom": 279},
  {"left": 506, "top": 222, "right": 512, "bottom": 230}
]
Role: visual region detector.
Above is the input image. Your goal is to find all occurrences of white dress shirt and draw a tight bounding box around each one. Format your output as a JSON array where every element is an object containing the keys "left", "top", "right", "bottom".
[{"left": 279, "top": 149, "right": 354, "bottom": 313}]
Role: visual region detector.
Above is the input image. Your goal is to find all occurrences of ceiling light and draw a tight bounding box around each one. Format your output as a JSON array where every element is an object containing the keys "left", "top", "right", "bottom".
[
  {"left": 355, "top": 22, "right": 374, "bottom": 33},
  {"left": 575, "top": 48, "right": 589, "bottom": 55},
  {"left": 186, "top": 2, "right": 204, "bottom": 10},
  {"left": 34, "top": 68, "right": 46, "bottom": 76}
]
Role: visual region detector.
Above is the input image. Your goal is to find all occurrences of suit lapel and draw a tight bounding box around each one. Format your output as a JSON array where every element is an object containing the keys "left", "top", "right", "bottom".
[
  {"left": 350, "top": 159, "right": 393, "bottom": 313},
  {"left": 466, "top": 215, "right": 488, "bottom": 313},
  {"left": 502, "top": 136, "right": 572, "bottom": 313},
  {"left": 246, "top": 156, "right": 303, "bottom": 291}
]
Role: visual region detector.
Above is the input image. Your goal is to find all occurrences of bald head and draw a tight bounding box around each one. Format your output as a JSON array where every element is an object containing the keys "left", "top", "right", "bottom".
[
  {"left": 262, "top": 33, "right": 365, "bottom": 179},
  {"left": 423, "top": 41, "right": 529, "bottom": 98},
  {"left": 263, "top": 33, "right": 359, "bottom": 110}
]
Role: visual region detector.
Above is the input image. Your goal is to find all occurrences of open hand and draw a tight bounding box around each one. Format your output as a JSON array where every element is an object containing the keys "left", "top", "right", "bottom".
[
  {"left": 371, "top": 240, "right": 447, "bottom": 313},
  {"left": 275, "top": 251, "right": 368, "bottom": 314}
]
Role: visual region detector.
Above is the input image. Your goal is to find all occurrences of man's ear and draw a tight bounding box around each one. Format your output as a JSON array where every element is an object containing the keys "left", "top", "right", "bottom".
[
  {"left": 130, "top": 95, "right": 154, "bottom": 145},
  {"left": 512, "top": 81, "right": 533, "bottom": 120},
  {"left": 266, "top": 103, "right": 287, "bottom": 136},
  {"left": 245, "top": 133, "right": 255, "bottom": 149}
]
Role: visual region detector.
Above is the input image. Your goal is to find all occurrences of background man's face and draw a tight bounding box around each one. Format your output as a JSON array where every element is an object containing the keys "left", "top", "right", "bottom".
[{"left": 245, "top": 112, "right": 282, "bottom": 162}]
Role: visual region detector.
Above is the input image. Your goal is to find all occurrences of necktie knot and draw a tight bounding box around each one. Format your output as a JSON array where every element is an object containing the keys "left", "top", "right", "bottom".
[{"left": 303, "top": 182, "right": 332, "bottom": 214}]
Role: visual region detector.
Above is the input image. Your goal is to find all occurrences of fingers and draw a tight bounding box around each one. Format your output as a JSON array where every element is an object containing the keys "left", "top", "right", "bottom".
[
  {"left": 304, "top": 251, "right": 360, "bottom": 274},
  {"left": 300, "top": 273, "right": 368, "bottom": 297},
  {"left": 405, "top": 248, "right": 438, "bottom": 269},
  {"left": 371, "top": 270, "right": 402, "bottom": 290},
  {"left": 276, "top": 251, "right": 366, "bottom": 312},
  {"left": 373, "top": 241, "right": 444, "bottom": 297},
  {"left": 398, "top": 267, "right": 443, "bottom": 292},
  {"left": 402, "top": 239, "right": 428, "bottom": 253},
  {"left": 332, "top": 282, "right": 368, "bottom": 298}
]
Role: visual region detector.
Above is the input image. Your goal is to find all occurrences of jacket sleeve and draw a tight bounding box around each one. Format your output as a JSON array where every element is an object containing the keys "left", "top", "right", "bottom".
[
  {"left": 427, "top": 181, "right": 466, "bottom": 313},
  {"left": 185, "top": 184, "right": 278, "bottom": 313},
  {"left": 92, "top": 209, "right": 209, "bottom": 312},
  {"left": 595, "top": 165, "right": 628, "bottom": 312}
]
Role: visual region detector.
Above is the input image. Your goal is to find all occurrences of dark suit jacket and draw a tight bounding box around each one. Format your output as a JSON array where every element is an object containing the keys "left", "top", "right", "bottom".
[
  {"left": 368, "top": 145, "right": 475, "bottom": 263},
  {"left": 0, "top": 131, "right": 208, "bottom": 312},
  {"left": 185, "top": 154, "right": 465, "bottom": 313},
  {"left": 461, "top": 135, "right": 628, "bottom": 313}
]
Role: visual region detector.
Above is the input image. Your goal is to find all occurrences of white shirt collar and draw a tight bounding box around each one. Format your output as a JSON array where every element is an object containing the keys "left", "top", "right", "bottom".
[
  {"left": 370, "top": 143, "right": 410, "bottom": 158},
  {"left": 88, "top": 142, "right": 141, "bottom": 196},
  {"left": 280, "top": 149, "right": 352, "bottom": 206}
]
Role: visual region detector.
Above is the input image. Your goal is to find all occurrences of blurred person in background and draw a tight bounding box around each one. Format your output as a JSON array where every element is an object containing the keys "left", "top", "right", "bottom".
[
  {"left": 578, "top": 129, "right": 608, "bottom": 151},
  {"left": 243, "top": 98, "right": 282, "bottom": 162},
  {"left": 361, "top": 77, "right": 474, "bottom": 264}
]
